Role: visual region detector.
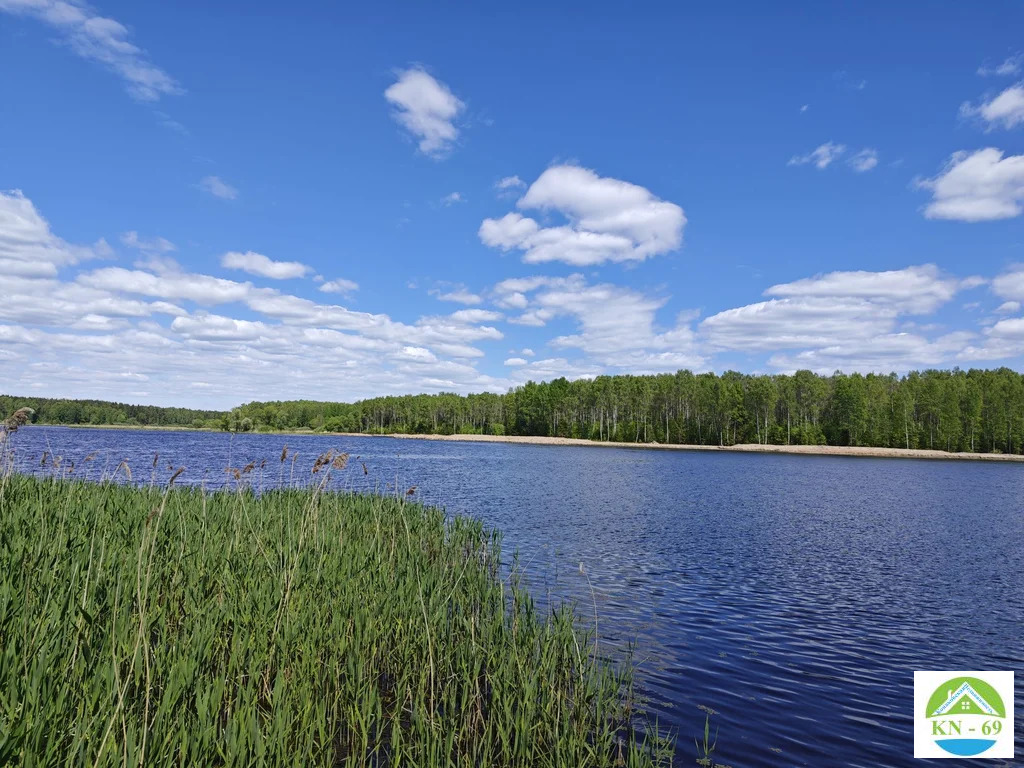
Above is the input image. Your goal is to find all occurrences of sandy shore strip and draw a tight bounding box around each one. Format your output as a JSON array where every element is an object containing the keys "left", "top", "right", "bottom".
[
  {"left": 35, "top": 424, "right": 1024, "bottom": 462},
  {"left": 355, "top": 432, "right": 1024, "bottom": 463}
]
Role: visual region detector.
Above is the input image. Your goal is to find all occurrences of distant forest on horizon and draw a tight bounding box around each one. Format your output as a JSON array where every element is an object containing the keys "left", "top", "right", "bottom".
[{"left": 6, "top": 366, "right": 1024, "bottom": 455}]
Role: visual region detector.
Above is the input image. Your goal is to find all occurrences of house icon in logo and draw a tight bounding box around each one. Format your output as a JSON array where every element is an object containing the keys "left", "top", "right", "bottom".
[{"left": 930, "top": 681, "right": 999, "bottom": 718}]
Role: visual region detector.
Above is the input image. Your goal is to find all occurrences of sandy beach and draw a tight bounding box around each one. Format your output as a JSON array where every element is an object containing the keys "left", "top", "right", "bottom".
[
  {"left": 365, "top": 432, "right": 1024, "bottom": 463},
  {"left": 41, "top": 424, "right": 1024, "bottom": 462}
]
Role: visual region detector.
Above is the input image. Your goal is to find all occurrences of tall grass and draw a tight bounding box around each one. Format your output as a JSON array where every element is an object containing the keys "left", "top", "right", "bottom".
[{"left": 0, "top": 472, "right": 674, "bottom": 766}]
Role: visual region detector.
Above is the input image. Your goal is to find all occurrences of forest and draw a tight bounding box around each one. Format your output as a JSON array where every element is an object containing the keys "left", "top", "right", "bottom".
[
  {"left": 0, "top": 394, "right": 222, "bottom": 430},
  {"left": 233, "top": 367, "right": 1024, "bottom": 455},
  {"left": 7, "top": 367, "right": 1024, "bottom": 454}
]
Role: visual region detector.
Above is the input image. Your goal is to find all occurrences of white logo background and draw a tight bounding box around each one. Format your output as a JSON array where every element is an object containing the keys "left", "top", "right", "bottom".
[{"left": 914, "top": 671, "right": 1014, "bottom": 759}]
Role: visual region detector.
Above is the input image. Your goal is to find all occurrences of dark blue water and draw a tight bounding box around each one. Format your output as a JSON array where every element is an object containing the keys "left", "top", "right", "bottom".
[{"left": 6, "top": 426, "right": 1023, "bottom": 767}]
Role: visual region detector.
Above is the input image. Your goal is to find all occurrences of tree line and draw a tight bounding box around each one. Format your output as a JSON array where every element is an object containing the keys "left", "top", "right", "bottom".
[
  {"left": 0, "top": 395, "right": 222, "bottom": 430},
  {"left": 234, "top": 367, "right": 1024, "bottom": 455},
  {"left": 7, "top": 367, "right": 1024, "bottom": 454}
]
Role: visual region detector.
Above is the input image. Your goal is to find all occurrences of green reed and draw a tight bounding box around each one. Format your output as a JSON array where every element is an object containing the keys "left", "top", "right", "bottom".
[{"left": 0, "top": 472, "right": 674, "bottom": 767}]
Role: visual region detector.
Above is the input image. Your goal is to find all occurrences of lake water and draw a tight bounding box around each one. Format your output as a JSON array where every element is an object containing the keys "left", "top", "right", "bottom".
[{"left": 6, "top": 426, "right": 1023, "bottom": 767}]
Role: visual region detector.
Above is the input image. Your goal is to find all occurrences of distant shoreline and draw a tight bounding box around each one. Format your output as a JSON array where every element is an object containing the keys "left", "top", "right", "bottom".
[
  {"left": 23, "top": 424, "right": 1024, "bottom": 462},
  {"left": 361, "top": 432, "right": 1024, "bottom": 463}
]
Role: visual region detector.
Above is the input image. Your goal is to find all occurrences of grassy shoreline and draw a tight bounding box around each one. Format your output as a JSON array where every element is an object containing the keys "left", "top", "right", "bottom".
[{"left": 0, "top": 472, "right": 673, "bottom": 767}]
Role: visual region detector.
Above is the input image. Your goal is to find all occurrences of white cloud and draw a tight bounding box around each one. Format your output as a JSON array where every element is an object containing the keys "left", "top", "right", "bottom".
[
  {"left": 495, "top": 176, "right": 526, "bottom": 194},
  {"left": 431, "top": 287, "right": 482, "bottom": 305},
  {"left": 789, "top": 141, "right": 846, "bottom": 169},
  {"left": 493, "top": 273, "right": 703, "bottom": 371},
  {"left": 703, "top": 298, "right": 896, "bottom": 351},
  {"left": 441, "top": 192, "right": 464, "bottom": 206},
  {"left": 978, "top": 54, "right": 1022, "bottom": 77},
  {"left": 120, "top": 231, "right": 175, "bottom": 253},
  {"left": 0, "top": 0, "right": 181, "bottom": 101},
  {"left": 479, "top": 165, "right": 686, "bottom": 266},
  {"left": 319, "top": 278, "right": 359, "bottom": 294},
  {"left": 800, "top": 104, "right": 809, "bottom": 113},
  {"left": 991, "top": 266, "right": 1024, "bottom": 301},
  {"left": 702, "top": 265, "right": 970, "bottom": 371},
  {"left": 961, "top": 83, "right": 1024, "bottom": 130},
  {"left": 521, "top": 347, "right": 535, "bottom": 357},
  {"left": 996, "top": 300, "right": 1020, "bottom": 314},
  {"left": 771, "top": 331, "right": 975, "bottom": 373},
  {"left": 221, "top": 250, "right": 310, "bottom": 280},
  {"left": 199, "top": 176, "right": 238, "bottom": 200},
  {"left": 848, "top": 148, "right": 879, "bottom": 172},
  {"left": 384, "top": 66, "right": 464, "bottom": 158},
  {"left": 171, "top": 313, "right": 267, "bottom": 342},
  {"left": 0, "top": 189, "right": 108, "bottom": 278},
  {"left": 504, "top": 357, "right": 527, "bottom": 366},
  {"left": 917, "top": 148, "right": 1024, "bottom": 221},
  {"left": 78, "top": 266, "right": 254, "bottom": 305},
  {"left": 765, "top": 265, "right": 960, "bottom": 314},
  {"left": 450, "top": 309, "right": 503, "bottom": 324}
]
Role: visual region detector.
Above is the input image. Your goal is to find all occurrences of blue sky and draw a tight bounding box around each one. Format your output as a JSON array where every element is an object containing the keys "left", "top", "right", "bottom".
[{"left": 2, "top": 1, "right": 1024, "bottom": 408}]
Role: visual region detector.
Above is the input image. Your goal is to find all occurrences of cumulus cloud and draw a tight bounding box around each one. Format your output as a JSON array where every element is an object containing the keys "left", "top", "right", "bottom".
[
  {"left": 0, "top": 189, "right": 108, "bottom": 278},
  {"left": 384, "top": 66, "right": 464, "bottom": 158},
  {"left": 788, "top": 141, "right": 846, "bottom": 169},
  {"left": 917, "top": 148, "right": 1024, "bottom": 221},
  {"left": 492, "top": 274, "right": 703, "bottom": 371},
  {"left": 771, "top": 331, "right": 975, "bottom": 373},
  {"left": 848, "top": 148, "right": 879, "bottom": 172},
  {"left": 504, "top": 357, "right": 527, "bottom": 366},
  {"left": 764, "top": 265, "right": 960, "bottom": 313},
  {"left": 199, "top": 176, "right": 238, "bottom": 200},
  {"left": 0, "top": 0, "right": 181, "bottom": 101},
  {"left": 961, "top": 83, "right": 1024, "bottom": 130},
  {"left": 78, "top": 266, "right": 254, "bottom": 305},
  {"left": 221, "top": 250, "right": 311, "bottom": 280},
  {"left": 991, "top": 265, "right": 1024, "bottom": 301},
  {"left": 479, "top": 165, "right": 686, "bottom": 266},
  {"left": 702, "top": 265, "right": 971, "bottom": 371}
]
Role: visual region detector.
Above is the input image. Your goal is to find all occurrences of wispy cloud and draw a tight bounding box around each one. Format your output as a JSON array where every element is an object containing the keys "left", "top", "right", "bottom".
[
  {"left": 319, "top": 278, "right": 359, "bottom": 295},
  {"left": 495, "top": 175, "right": 526, "bottom": 195},
  {"left": 199, "top": 176, "right": 238, "bottom": 200},
  {"left": 430, "top": 286, "right": 482, "bottom": 305},
  {"left": 788, "top": 141, "right": 846, "bottom": 169},
  {"left": 441, "top": 192, "right": 464, "bottom": 206},
  {"left": 848, "top": 148, "right": 879, "bottom": 172},
  {"left": 0, "top": 0, "right": 181, "bottom": 101},
  {"left": 120, "top": 231, "right": 175, "bottom": 254},
  {"left": 977, "top": 53, "right": 1022, "bottom": 77}
]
